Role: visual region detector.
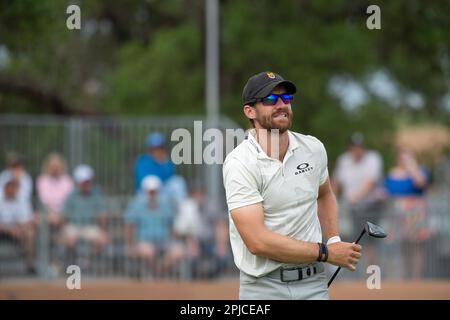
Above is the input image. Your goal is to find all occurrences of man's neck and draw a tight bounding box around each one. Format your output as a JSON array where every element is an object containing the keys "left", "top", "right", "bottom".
[{"left": 254, "top": 128, "right": 289, "bottom": 162}]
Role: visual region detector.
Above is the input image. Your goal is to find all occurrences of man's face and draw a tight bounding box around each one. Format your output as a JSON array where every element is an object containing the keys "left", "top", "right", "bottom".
[
  {"left": 349, "top": 145, "right": 365, "bottom": 161},
  {"left": 249, "top": 86, "right": 293, "bottom": 134},
  {"left": 149, "top": 146, "right": 167, "bottom": 162},
  {"left": 9, "top": 163, "right": 24, "bottom": 178},
  {"left": 79, "top": 180, "right": 92, "bottom": 194}
]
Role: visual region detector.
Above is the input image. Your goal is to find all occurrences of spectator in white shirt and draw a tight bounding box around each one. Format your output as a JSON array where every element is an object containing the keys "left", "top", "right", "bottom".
[
  {"left": 332, "top": 132, "right": 384, "bottom": 270},
  {"left": 0, "top": 178, "right": 36, "bottom": 274}
]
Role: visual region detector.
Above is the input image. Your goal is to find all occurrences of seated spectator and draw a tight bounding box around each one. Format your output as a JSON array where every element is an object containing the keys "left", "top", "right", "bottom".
[
  {"left": 125, "top": 175, "right": 183, "bottom": 275},
  {"left": 61, "top": 165, "right": 109, "bottom": 264},
  {"left": 384, "top": 147, "right": 431, "bottom": 279},
  {"left": 0, "top": 152, "right": 33, "bottom": 201},
  {"left": 0, "top": 179, "right": 36, "bottom": 274},
  {"left": 134, "top": 132, "right": 187, "bottom": 205},
  {"left": 174, "top": 187, "right": 231, "bottom": 278},
  {"left": 37, "top": 153, "right": 73, "bottom": 228}
]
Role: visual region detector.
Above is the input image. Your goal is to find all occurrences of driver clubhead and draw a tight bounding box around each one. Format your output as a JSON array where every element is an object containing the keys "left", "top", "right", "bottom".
[{"left": 365, "top": 221, "right": 387, "bottom": 238}]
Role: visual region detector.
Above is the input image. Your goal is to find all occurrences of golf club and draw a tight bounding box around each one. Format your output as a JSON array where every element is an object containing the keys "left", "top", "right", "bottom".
[{"left": 327, "top": 221, "right": 387, "bottom": 287}]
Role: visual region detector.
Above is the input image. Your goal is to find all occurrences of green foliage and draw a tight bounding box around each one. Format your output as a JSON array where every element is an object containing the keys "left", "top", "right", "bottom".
[
  {"left": 102, "top": 24, "right": 203, "bottom": 115},
  {"left": 0, "top": 0, "right": 449, "bottom": 169}
]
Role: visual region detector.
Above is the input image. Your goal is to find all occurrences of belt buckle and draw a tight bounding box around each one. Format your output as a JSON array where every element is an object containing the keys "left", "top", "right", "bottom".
[
  {"left": 280, "top": 266, "right": 303, "bottom": 282},
  {"left": 304, "top": 264, "right": 317, "bottom": 278}
]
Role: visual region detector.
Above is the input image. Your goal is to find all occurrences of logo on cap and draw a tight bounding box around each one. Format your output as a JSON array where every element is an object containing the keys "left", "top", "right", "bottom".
[{"left": 266, "top": 72, "right": 275, "bottom": 79}]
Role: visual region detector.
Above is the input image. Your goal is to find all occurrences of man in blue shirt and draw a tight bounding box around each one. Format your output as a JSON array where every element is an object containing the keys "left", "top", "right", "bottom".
[
  {"left": 134, "top": 132, "right": 174, "bottom": 190},
  {"left": 134, "top": 132, "right": 187, "bottom": 205},
  {"left": 62, "top": 164, "right": 109, "bottom": 267},
  {"left": 125, "top": 175, "right": 184, "bottom": 276}
]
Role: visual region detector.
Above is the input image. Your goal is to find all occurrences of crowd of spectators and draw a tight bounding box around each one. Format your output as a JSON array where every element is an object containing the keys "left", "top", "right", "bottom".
[
  {"left": 0, "top": 131, "right": 439, "bottom": 280},
  {"left": 0, "top": 132, "right": 231, "bottom": 278}
]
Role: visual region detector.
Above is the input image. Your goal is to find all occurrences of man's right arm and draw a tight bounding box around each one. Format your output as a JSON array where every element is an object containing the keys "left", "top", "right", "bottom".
[{"left": 231, "top": 202, "right": 361, "bottom": 270}]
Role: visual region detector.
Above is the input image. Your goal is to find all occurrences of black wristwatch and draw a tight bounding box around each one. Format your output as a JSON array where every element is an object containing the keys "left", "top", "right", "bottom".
[{"left": 316, "top": 242, "right": 328, "bottom": 262}]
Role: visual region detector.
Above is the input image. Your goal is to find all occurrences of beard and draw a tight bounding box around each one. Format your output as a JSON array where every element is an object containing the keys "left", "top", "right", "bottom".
[{"left": 254, "top": 108, "right": 292, "bottom": 134}]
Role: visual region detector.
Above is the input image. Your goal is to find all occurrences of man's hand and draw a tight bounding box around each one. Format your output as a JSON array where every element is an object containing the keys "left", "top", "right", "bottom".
[{"left": 327, "top": 242, "right": 362, "bottom": 271}]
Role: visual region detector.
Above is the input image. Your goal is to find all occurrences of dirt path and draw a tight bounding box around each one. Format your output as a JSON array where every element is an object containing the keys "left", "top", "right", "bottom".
[{"left": 1, "top": 279, "right": 450, "bottom": 300}]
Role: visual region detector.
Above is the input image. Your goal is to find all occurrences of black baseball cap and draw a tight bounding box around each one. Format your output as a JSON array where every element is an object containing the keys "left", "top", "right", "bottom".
[{"left": 242, "top": 71, "right": 297, "bottom": 106}]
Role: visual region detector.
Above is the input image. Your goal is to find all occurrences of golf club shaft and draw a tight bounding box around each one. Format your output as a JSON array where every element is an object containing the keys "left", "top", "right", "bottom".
[{"left": 327, "top": 228, "right": 366, "bottom": 287}]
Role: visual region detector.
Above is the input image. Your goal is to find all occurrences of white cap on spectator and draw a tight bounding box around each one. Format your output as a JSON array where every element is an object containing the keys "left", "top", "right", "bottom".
[
  {"left": 73, "top": 164, "right": 94, "bottom": 183},
  {"left": 142, "top": 175, "right": 162, "bottom": 192}
]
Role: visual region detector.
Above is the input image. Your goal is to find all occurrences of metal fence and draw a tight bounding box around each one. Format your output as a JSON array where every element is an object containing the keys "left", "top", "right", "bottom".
[
  {"left": 0, "top": 114, "right": 242, "bottom": 195},
  {"left": 0, "top": 115, "right": 450, "bottom": 281},
  {"left": 0, "top": 114, "right": 241, "bottom": 280},
  {"left": 335, "top": 191, "right": 450, "bottom": 281}
]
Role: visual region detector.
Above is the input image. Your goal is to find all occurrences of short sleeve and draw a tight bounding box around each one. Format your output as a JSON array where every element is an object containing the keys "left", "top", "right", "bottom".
[
  {"left": 222, "top": 157, "right": 264, "bottom": 212},
  {"left": 366, "top": 152, "right": 383, "bottom": 181},
  {"left": 318, "top": 141, "right": 329, "bottom": 185}
]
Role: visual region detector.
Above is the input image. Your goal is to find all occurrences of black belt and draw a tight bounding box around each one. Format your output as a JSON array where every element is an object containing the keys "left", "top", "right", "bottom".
[{"left": 265, "top": 262, "right": 325, "bottom": 282}]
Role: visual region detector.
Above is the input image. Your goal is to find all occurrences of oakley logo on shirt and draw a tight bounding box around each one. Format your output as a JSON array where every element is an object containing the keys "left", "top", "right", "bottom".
[{"left": 295, "top": 163, "right": 313, "bottom": 175}]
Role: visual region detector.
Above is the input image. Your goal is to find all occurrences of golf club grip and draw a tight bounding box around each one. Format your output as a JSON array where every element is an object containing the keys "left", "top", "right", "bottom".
[{"left": 327, "top": 229, "right": 366, "bottom": 287}]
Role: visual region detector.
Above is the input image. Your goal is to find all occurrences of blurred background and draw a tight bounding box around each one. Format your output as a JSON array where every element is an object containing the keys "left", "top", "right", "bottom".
[{"left": 0, "top": 0, "right": 449, "bottom": 299}]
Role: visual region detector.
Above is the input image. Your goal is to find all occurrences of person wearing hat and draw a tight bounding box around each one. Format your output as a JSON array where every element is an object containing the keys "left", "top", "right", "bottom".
[
  {"left": 332, "top": 132, "right": 384, "bottom": 276},
  {"left": 125, "top": 175, "right": 183, "bottom": 277},
  {"left": 61, "top": 164, "right": 109, "bottom": 264},
  {"left": 133, "top": 131, "right": 188, "bottom": 205},
  {"left": 134, "top": 132, "right": 174, "bottom": 191},
  {"left": 222, "top": 71, "right": 362, "bottom": 300}
]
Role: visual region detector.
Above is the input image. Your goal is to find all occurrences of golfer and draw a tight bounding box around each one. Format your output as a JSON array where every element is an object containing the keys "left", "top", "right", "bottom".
[{"left": 222, "top": 71, "right": 362, "bottom": 300}]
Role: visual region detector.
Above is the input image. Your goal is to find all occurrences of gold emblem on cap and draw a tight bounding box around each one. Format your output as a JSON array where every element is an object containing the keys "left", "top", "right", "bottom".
[{"left": 266, "top": 72, "right": 275, "bottom": 79}]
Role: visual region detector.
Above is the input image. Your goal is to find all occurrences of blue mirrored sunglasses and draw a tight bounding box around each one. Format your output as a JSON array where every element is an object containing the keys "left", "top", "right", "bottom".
[{"left": 257, "top": 93, "right": 294, "bottom": 106}]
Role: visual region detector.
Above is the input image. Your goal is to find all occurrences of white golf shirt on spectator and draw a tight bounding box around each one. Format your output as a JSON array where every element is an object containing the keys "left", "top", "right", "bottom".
[
  {"left": 333, "top": 151, "right": 383, "bottom": 202},
  {"left": 223, "top": 129, "right": 329, "bottom": 277},
  {"left": 0, "top": 196, "right": 33, "bottom": 225}
]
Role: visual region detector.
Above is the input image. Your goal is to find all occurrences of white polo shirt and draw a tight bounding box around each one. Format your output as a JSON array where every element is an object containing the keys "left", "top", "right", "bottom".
[
  {"left": 222, "top": 129, "right": 329, "bottom": 277},
  {"left": 0, "top": 197, "right": 33, "bottom": 225}
]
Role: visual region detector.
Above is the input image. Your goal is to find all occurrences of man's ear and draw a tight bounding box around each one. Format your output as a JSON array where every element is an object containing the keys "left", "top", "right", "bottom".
[{"left": 243, "top": 105, "right": 256, "bottom": 121}]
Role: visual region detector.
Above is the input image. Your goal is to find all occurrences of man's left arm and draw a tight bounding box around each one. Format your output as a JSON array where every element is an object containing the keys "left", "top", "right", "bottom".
[{"left": 317, "top": 178, "right": 340, "bottom": 243}]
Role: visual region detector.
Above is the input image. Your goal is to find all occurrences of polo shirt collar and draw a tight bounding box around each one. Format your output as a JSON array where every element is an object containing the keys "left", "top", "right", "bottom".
[
  {"left": 287, "top": 130, "right": 300, "bottom": 153},
  {"left": 246, "top": 129, "right": 300, "bottom": 161}
]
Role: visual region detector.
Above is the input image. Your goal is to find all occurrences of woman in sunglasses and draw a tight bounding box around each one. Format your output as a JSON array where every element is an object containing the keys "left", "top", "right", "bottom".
[{"left": 222, "top": 71, "right": 362, "bottom": 300}]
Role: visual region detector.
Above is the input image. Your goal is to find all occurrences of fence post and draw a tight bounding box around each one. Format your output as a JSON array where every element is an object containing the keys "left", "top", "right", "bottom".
[
  {"left": 36, "top": 210, "right": 50, "bottom": 279},
  {"left": 67, "top": 118, "right": 84, "bottom": 168}
]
